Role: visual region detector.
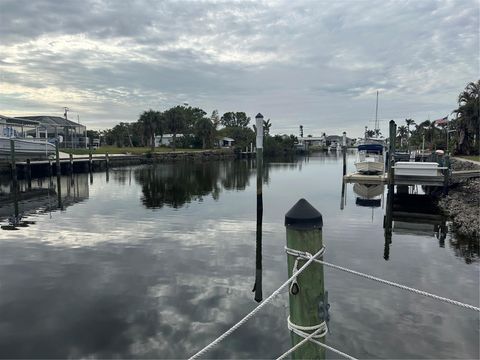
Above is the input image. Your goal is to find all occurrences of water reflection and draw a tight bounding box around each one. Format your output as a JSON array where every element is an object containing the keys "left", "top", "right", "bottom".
[
  {"left": 134, "top": 161, "right": 255, "bottom": 209},
  {"left": 0, "top": 173, "right": 89, "bottom": 230}
]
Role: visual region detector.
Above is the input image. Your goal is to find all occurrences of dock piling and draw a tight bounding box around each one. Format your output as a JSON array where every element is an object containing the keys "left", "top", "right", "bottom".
[
  {"left": 285, "top": 199, "right": 326, "bottom": 359},
  {"left": 26, "top": 159, "right": 32, "bottom": 190},
  {"left": 69, "top": 153, "right": 74, "bottom": 174}
]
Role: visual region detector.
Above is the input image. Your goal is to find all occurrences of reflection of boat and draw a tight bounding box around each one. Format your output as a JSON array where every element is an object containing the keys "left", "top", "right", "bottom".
[
  {"left": 353, "top": 183, "right": 384, "bottom": 199},
  {"left": 0, "top": 136, "right": 55, "bottom": 160},
  {"left": 354, "top": 142, "right": 385, "bottom": 174}
]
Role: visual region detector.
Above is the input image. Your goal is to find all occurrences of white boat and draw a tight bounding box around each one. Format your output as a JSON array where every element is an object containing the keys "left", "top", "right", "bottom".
[
  {"left": 0, "top": 136, "right": 56, "bottom": 160},
  {"left": 354, "top": 142, "right": 385, "bottom": 174}
]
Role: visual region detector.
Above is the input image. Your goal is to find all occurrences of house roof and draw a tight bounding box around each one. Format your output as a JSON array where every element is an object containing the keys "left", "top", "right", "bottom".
[
  {"left": 15, "top": 115, "right": 84, "bottom": 128},
  {"left": 0, "top": 114, "right": 40, "bottom": 126},
  {"left": 221, "top": 137, "right": 234, "bottom": 141}
]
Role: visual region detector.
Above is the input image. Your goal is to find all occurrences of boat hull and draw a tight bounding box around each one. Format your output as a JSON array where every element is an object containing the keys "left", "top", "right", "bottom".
[
  {"left": 0, "top": 137, "right": 56, "bottom": 160},
  {"left": 354, "top": 161, "right": 384, "bottom": 174}
]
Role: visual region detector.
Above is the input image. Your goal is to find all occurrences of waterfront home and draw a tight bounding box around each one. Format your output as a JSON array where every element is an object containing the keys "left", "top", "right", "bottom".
[{"left": 154, "top": 134, "right": 184, "bottom": 147}]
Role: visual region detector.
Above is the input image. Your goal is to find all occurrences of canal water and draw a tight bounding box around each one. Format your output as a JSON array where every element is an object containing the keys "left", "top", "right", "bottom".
[{"left": 0, "top": 153, "right": 478, "bottom": 359}]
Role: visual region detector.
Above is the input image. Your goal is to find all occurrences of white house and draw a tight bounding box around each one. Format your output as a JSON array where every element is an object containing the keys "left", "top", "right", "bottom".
[
  {"left": 218, "top": 137, "right": 234, "bottom": 148},
  {"left": 155, "top": 134, "right": 184, "bottom": 147}
]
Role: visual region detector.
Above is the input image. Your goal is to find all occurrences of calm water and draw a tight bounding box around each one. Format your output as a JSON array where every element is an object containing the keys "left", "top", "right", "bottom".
[{"left": 0, "top": 153, "right": 478, "bottom": 359}]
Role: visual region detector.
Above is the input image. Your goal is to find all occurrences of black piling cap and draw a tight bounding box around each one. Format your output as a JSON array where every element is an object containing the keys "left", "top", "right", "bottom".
[{"left": 285, "top": 198, "right": 323, "bottom": 230}]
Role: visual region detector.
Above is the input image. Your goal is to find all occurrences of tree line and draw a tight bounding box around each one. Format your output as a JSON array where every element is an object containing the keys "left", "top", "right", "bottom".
[
  {"left": 87, "top": 105, "right": 297, "bottom": 155},
  {"left": 394, "top": 80, "right": 479, "bottom": 155}
]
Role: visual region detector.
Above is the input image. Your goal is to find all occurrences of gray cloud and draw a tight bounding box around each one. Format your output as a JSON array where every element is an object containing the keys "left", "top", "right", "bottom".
[{"left": 0, "top": 0, "right": 478, "bottom": 136}]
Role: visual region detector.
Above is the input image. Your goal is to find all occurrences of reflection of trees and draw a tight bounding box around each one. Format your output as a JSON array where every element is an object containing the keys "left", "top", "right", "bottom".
[
  {"left": 135, "top": 161, "right": 254, "bottom": 209},
  {"left": 221, "top": 161, "right": 252, "bottom": 190}
]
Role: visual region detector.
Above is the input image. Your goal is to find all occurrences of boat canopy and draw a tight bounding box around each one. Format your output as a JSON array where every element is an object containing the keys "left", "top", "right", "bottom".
[{"left": 358, "top": 144, "right": 383, "bottom": 153}]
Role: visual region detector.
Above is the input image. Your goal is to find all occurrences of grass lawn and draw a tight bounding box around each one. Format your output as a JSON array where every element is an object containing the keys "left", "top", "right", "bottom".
[
  {"left": 458, "top": 155, "right": 480, "bottom": 162},
  {"left": 62, "top": 146, "right": 209, "bottom": 155}
]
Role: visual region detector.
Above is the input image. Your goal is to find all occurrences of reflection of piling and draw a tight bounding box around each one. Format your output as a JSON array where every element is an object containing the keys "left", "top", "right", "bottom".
[
  {"left": 55, "top": 140, "right": 62, "bottom": 207},
  {"left": 285, "top": 199, "right": 326, "bottom": 359},
  {"left": 384, "top": 184, "right": 394, "bottom": 260},
  {"left": 254, "top": 113, "right": 264, "bottom": 303}
]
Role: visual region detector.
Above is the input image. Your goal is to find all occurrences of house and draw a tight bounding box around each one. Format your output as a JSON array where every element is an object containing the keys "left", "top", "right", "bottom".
[
  {"left": 219, "top": 137, "right": 234, "bottom": 148},
  {"left": 14, "top": 115, "right": 87, "bottom": 148},
  {"left": 154, "top": 134, "right": 184, "bottom": 147}
]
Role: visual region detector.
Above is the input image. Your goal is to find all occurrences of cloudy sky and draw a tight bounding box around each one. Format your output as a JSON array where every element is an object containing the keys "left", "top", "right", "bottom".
[{"left": 0, "top": 0, "right": 478, "bottom": 137}]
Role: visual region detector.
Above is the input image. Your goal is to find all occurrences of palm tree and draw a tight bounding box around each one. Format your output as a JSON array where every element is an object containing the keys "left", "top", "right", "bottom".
[
  {"left": 263, "top": 119, "right": 272, "bottom": 136},
  {"left": 194, "top": 117, "right": 215, "bottom": 149},
  {"left": 452, "top": 80, "right": 479, "bottom": 154},
  {"left": 164, "top": 106, "right": 186, "bottom": 151},
  {"left": 405, "top": 118, "right": 415, "bottom": 147},
  {"left": 139, "top": 109, "right": 164, "bottom": 151},
  {"left": 397, "top": 125, "right": 408, "bottom": 148}
]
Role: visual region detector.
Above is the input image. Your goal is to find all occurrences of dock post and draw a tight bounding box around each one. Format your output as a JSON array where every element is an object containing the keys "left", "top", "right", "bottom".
[
  {"left": 252, "top": 113, "right": 264, "bottom": 303},
  {"left": 10, "top": 139, "right": 16, "bottom": 182},
  {"left": 89, "top": 149, "right": 93, "bottom": 173},
  {"left": 285, "top": 199, "right": 326, "bottom": 359},
  {"left": 55, "top": 140, "right": 61, "bottom": 176},
  {"left": 342, "top": 131, "right": 347, "bottom": 176},
  {"left": 105, "top": 152, "right": 110, "bottom": 170},
  {"left": 388, "top": 120, "right": 396, "bottom": 171},
  {"left": 26, "top": 159, "right": 32, "bottom": 190},
  {"left": 69, "top": 153, "right": 74, "bottom": 174},
  {"left": 443, "top": 155, "right": 450, "bottom": 195}
]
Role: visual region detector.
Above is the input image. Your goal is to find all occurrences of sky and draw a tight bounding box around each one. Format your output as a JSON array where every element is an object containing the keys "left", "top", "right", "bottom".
[{"left": 0, "top": 0, "right": 478, "bottom": 137}]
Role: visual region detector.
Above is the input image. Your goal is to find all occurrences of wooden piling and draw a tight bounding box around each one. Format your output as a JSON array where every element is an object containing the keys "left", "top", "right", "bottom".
[
  {"left": 26, "top": 159, "right": 32, "bottom": 190},
  {"left": 69, "top": 153, "right": 74, "bottom": 174},
  {"left": 285, "top": 199, "right": 325, "bottom": 359},
  {"left": 55, "top": 140, "right": 61, "bottom": 176},
  {"left": 105, "top": 152, "right": 110, "bottom": 169},
  {"left": 10, "top": 139, "right": 16, "bottom": 182},
  {"left": 388, "top": 120, "right": 396, "bottom": 172},
  {"left": 89, "top": 149, "right": 93, "bottom": 172},
  {"left": 443, "top": 155, "right": 450, "bottom": 195}
]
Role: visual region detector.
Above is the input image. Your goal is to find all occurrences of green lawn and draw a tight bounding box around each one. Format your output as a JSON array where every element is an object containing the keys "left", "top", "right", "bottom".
[{"left": 62, "top": 146, "right": 207, "bottom": 155}]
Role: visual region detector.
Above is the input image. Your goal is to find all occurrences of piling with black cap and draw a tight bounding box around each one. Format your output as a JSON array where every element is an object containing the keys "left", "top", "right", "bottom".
[{"left": 285, "top": 198, "right": 326, "bottom": 359}]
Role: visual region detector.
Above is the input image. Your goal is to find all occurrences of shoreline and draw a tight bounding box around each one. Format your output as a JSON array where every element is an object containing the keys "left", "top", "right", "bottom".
[{"left": 437, "top": 158, "right": 480, "bottom": 239}]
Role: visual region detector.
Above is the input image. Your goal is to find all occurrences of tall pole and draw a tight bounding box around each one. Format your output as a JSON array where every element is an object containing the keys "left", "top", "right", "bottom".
[
  {"left": 254, "top": 113, "right": 264, "bottom": 302},
  {"left": 375, "top": 90, "right": 379, "bottom": 132}
]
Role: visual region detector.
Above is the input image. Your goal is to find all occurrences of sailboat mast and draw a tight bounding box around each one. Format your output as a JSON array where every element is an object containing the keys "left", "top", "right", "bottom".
[{"left": 375, "top": 90, "right": 379, "bottom": 132}]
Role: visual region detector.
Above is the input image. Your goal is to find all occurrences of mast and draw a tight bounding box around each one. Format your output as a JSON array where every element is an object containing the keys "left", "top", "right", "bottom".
[{"left": 375, "top": 90, "right": 379, "bottom": 132}]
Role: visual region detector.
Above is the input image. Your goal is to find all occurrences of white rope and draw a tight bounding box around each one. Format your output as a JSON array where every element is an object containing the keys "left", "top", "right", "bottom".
[
  {"left": 289, "top": 327, "right": 359, "bottom": 360},
  {"left": 275, "top": 321, "right": 327, "bottom": 360},
  {"left": 285, "top": 247, "right": 480, "bottom": 312},
  {"left": 188, "top": 246, "right": 325, "bottom": 360}
]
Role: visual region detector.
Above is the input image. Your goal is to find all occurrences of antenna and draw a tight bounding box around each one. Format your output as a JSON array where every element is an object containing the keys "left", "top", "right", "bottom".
[{"left": 63, "top": 107, "right": 69, "bottom": 120}]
